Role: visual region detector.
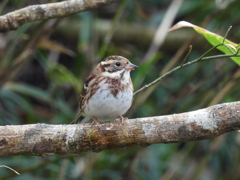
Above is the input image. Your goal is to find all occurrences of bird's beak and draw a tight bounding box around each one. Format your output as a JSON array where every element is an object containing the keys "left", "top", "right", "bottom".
[{"left": 125, "top": 63, "right": 138, "bottom": 70}]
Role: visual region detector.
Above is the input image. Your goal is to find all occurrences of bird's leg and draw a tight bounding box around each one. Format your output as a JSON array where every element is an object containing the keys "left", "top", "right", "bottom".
[
  {"left": 91, "top": 117, "right": 104, "bottom": 132},
  {"left": 117, "top": 115, "right": 128, "bottom": 124},
  {"left": 91, "top": 117, "right": 101, "bottom": 126}
]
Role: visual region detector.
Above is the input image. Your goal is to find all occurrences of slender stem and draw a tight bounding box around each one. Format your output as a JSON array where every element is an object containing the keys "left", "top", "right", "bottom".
[
  {"left": 235, "top": 48, "right": 240, "bottom": 55},
  {"left": 0, "top": 165, "right": 20, "bottom": 175},
  {"left": 181, "top": 45, "right": 192, "bottom": 67},
  {"left": 197, "top": 44, "right": 220, "bottom": 60},
  {"left": 134, "top": 26, "right": 237, "bottom": 96},
  {"left": 133, "top": 53, "right": 240, "bottom": 96},
  {"left": 222, "top": 26, "right": 232, "bottom": 44},
  {"left": 223, "top": 44, "right": 236, "bottom": 54}
]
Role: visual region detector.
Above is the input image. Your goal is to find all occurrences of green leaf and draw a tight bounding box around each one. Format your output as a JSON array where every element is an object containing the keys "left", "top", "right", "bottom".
[{"left": 169, "top": 21, "right": 240, "bottom": 65}]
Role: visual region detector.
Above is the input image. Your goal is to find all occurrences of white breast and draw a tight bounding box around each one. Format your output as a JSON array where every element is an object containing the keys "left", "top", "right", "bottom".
[{"left": 83, "top": 71, "right": 133, "bottom": 121}]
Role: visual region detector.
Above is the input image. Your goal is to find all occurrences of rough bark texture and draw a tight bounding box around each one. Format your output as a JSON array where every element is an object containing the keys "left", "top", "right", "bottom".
[
  {"left": 0, "top": 101, "right": 239, "bottom": 157},
  {"left": 0, "top": 0, "right": 118, "bottom": 31}
]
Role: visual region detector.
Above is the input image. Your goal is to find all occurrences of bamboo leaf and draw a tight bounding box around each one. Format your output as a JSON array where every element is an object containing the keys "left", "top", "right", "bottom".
[{"left": 169, "top": 21, "right": 240, "bottom": 65}]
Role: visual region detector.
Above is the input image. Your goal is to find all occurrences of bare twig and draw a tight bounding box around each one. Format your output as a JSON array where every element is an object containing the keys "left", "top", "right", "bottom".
[
  {"left": 133, "top": 53, "right": 240, "bottom": 96},
  {"left": 1, "top": 157, "right": 59, "bottom": 180},
  {"left": 180, "top": 45, "right": 192, "bottom": 67},
  {"left": 222, "top": 26, "right": 232, "bottom": 44},
  {"left": 133, "top": 26, "right": 239, "bottom": 96},
  {"left": 0, "top": 0, "right": 118, "bottom": 31},
  {"left": 0, "top": 165, "right": 20, "bottom": 175}
]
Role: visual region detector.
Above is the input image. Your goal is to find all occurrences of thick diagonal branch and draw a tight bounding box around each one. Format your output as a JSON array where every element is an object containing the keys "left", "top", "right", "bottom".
[
  {"left": 0, "top": 101, "right": 239, "bottom": 157},
  {"left": 0, "top": 0, "right": 117, "bottom": 31}
]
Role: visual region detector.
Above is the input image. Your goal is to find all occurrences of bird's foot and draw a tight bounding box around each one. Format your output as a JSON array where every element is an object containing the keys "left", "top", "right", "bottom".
[
  {"left": 115, "top": 115, "right": 128, "bottom": 125},
  {"left": 91, "top": 118, "right": 104, "bottom": 133},
  {"left": 91, "top": 117, "right": 102, "bottom": 126}
]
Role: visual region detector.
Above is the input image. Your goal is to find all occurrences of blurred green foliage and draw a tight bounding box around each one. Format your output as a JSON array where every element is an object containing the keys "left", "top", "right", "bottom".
[{"left": 0, "top": 0, "right": 240, "bottom": 179}]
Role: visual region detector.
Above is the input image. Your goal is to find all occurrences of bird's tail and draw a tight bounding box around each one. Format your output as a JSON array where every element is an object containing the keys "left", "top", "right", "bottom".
[{"left": 70, "top": 113, "right": 90, "bottom": 124}]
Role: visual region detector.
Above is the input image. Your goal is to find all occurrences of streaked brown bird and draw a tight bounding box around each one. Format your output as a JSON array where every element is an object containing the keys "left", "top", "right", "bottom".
[{"left": 72, "top": 55, "right": 137, "bottom": 124}]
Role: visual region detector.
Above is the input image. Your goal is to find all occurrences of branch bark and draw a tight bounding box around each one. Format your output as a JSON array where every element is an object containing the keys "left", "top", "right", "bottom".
[
  {"left": 0, "top": 0, "right": 118, "bottom": 31},
  {"left": 0, "top": 101, "right": 239, "bottom": 157}
]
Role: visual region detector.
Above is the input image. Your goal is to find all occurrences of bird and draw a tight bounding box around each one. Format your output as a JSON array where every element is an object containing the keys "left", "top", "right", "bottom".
[{"left": 71, "top": 55, "right": 137, "bottom": 125}]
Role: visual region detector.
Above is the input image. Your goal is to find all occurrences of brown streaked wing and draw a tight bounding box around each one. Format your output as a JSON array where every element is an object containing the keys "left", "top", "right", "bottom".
[{"left": 79, "top": 73, "right": 97, "bottom": 111}]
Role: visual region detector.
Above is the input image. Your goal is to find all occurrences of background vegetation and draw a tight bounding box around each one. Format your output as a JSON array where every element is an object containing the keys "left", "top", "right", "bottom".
[{"left": 0, "top": 0, "right": 240, "bottom": 179}]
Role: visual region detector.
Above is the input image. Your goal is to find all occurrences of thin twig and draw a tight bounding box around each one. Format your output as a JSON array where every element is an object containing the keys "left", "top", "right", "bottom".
[
  {"left": 197, "top": 44, "right": 220, "bottom": 60},
  {"left": 133, "top": 53, "right": 240, "bottom": 96},
  {"left": 181, "top": 45, "right": 192, "bottom": 67},
  {"left": 235, "top": 48, "right": 240, "bottom": 55},
  {"left": 0, "top": 165, "right": 20, "bottom": 175},
  {"left": 134, "top": 26, "right": 238, "bottom": 96},
  {"left": 222, "top": 44, "right": 237, "bottom": 54},
  {"left": 197, "top": 26, "right": 233, "bottom": 60},
  {"left": 222, "top": 26, "right": 232, "bottom": 44}
]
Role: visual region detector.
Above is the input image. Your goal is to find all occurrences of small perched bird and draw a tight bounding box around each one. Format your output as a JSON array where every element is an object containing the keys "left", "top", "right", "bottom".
[{"left": 71, "top": 55, "right": 138, "bottom": 124}]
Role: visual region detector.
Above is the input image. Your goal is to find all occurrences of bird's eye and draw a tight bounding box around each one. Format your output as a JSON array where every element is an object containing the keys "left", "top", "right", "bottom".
[{"left": 116, "top": 62, "right": 121, "bottom": 66}]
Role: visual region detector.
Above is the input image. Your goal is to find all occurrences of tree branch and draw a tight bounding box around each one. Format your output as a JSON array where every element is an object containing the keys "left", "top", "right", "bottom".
[
  {"left": 0, "top": 101, "right": 239, "bottom": 157},
  {"left": 0, "top": 0, "right": 118, "bottom": 31}
]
